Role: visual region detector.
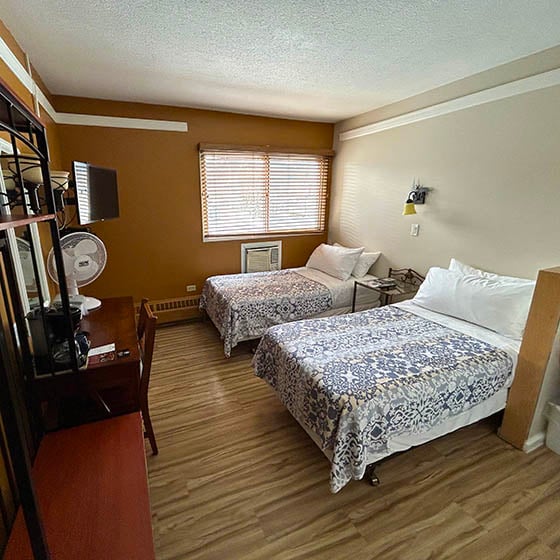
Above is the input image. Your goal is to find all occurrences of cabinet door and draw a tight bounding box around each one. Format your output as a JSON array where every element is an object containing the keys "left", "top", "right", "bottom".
[
  {"left": 0, "top": 418, "right": 16, "bottom": 555},
  {"left": 0, "top": 245, "right": 47, "bottom": 557},
  {"left": 0, "top": 250, "right": 22, "bottom": 554}
]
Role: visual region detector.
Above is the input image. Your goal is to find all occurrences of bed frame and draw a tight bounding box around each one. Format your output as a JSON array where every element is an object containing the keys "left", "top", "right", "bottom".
[
  {"left": 500, "top": 266, "right": 560, "bottom": 449},
  {"left": 388, "top": 267, "right": 425, "bottom": 287},
  {"left": 364, "top": 266, "right": 560, "bottom": 488}
]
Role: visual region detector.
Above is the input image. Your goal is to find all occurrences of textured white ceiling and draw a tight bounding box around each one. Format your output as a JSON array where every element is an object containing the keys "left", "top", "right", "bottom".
[{"left": 2, "top": 1, "right": 560, "bottom": 122}]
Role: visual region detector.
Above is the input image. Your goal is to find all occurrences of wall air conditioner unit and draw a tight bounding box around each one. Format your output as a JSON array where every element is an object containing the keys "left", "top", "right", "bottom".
[{"left": 241, "top": 240, "right": 282, "bottom": 273}]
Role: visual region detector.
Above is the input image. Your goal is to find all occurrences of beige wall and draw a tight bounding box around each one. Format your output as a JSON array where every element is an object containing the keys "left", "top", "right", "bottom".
[
  {"left": 330, "top": 51, "right": 560, "bottom": 447},
  {"left": 331, "top": 82, "right": 560, "bottom": 279}
]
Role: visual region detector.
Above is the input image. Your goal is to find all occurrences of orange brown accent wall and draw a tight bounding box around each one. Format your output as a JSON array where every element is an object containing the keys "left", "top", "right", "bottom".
[
  {"left": 0, "top": 21, "right": 63, "bottom": 168},
  {"left": 0, "top": 21, "right": 33, "bottom": 111},
  {"left": 54, "top": 96, "right": 334, "bottom": 301}
]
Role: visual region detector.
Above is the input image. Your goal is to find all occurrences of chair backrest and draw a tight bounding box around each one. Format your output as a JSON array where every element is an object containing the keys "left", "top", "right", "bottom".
[
  {"left": 137, "top": 298, "right": 150, "bottom": 340},
  {"left": 138, "top": 300, "right": 157, "bottom": 405}
]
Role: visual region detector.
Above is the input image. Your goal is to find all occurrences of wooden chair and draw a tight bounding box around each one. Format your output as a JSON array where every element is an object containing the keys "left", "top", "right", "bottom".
[{"left": 137, "top": 299, "right": 158, "bottom": 455}]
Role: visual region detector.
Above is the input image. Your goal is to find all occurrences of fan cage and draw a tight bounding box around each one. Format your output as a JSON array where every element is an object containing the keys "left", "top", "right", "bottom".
[{"left": 47, "top": 232, "right": 107, "bottom": 288}]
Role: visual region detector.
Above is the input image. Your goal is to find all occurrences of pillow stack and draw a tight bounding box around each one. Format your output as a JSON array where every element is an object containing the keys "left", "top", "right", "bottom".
[
  {"left": 412, "top": 259, "right": 536, "bottom": 340},
  {"left": 306, "top": 244, "right": 364, "bottom": 281},
  {"left": 333, "top": 243, "right": 381, "bottom": 278},
  {"left": 306, "top": 243, "right": 381, "bottom": 281}
]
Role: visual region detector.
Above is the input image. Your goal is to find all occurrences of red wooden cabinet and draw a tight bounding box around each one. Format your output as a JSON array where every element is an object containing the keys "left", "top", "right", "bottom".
[{"left": 5, "top": 413, "right": 155, "bottom": 559}]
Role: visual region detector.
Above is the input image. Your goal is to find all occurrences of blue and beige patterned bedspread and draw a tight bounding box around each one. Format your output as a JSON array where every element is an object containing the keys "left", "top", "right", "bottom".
[
  {"left": 200, "top": 270, "right": 332, "bottom": 357},
  {"left": 253, "top": 305, "right": 513, "bottom": 492}
]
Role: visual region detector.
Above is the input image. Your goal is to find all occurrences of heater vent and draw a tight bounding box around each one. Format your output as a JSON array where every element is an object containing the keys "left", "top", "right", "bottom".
[
  {"left": 135, "top": 296, "right": 201, "bottom": 324},
  {"left": 152, "top": 297, "right": 200, "bottom": 312}
]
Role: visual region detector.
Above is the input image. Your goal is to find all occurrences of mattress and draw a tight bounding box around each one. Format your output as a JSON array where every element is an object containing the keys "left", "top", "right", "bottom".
[
  {"left": 200, "top": 267, "right": 380, "bottom": 356},
  {"left": 294, "top": 267, "right": 379, "bottom": 310},
  {"left": 253, "top": 301, "right": 519, "bottom": 492}
]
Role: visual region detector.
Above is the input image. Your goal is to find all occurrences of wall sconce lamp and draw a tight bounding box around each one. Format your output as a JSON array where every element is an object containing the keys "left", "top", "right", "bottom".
[{"left": 403, "top": 179, "right": 429, "bottom": 216}]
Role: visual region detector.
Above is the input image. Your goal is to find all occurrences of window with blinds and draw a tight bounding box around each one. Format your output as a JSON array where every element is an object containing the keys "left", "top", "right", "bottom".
[{"left": 199, "top": 146, "right": 330, "bottom": 240}]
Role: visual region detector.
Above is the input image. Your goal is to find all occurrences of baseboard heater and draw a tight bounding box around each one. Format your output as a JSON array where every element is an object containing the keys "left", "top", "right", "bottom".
[{"left": 135, "top": 296, "right": 201, "bottom": 324}]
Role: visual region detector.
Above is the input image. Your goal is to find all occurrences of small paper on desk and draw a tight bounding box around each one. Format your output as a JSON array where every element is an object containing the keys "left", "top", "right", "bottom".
[{"left": 89, "top": 343, "right": 116, "bottom": 357}]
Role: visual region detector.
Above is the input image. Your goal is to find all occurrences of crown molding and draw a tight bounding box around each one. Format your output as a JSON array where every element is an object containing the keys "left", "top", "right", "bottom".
[
  {"left": 35, "top": 87, "right": 58, "bottom": 121},
  {"left": 5, "top": 25, "right": 557, "bottom": 139},
  {"left": 339, "top": 67, "right": 560, "bottom": 141},
  {"left": 55, "top": 112, "right": 188, "bottom": 132},
  {"left": 0, "top": 36, "right": 34, "bottom": 93},
  {"left": 0, "top": 36, "right": 188, "bottom": 132}
]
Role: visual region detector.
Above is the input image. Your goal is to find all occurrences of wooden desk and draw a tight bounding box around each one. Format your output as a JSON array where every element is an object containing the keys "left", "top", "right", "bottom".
[
  {"left": 4, "top": 413, "right": 155, "bottom": 559},
  {"left": 34, "top": 297, "right": 141, "bottom": 427}
]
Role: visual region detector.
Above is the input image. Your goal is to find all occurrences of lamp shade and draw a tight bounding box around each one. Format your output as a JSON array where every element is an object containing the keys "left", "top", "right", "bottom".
[
  {"left": 51, "top": 171, "right": 70, "bottom": 191},
  {"left": 3, "top": 157, "right": 69, "bottom": 190},
  {"left": 402, "top": 202, "right": 416, "bottom": 216},
  {"left": 2, "top": 170, "right": 16, "bottom": 190}
]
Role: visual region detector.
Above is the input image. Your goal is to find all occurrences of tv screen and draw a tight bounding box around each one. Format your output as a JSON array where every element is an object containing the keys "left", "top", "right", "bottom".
[{"left": 72, "top": 161, "right": 119, "bottom": 225}]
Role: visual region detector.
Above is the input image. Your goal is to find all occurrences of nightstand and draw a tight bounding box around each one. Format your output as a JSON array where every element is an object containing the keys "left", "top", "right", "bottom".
[{"left": 352, "top": 268, "right": 425, "bottom": 311}]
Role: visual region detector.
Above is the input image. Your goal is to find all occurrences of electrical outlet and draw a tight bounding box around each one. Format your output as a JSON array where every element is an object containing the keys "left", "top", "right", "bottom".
[
  {"left": 410, "top": 224, "right": 420, "bottom": 237},
  {"left": 186, "top": 284, "right": 196, "bottom": 292}
]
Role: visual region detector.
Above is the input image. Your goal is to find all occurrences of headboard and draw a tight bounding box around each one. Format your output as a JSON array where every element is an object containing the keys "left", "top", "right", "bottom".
[{"left": 500, "top": 266, "right": 560, "bottom": 450}]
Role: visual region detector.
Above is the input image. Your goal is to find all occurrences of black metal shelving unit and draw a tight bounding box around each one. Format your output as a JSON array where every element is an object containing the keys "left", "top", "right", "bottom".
[{"left": 0, "top": 81, "right": 77, "bottom": 559}]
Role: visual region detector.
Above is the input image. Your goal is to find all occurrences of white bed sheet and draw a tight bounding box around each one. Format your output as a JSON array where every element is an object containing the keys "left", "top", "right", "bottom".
[{"left": 294, "top": 266, "right": 379, "bottom": 310}]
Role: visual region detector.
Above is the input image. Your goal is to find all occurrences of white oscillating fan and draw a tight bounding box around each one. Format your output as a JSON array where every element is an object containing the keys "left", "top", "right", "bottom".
[{"left": 47, "top": 232, "right": 107, "bottom": 311}]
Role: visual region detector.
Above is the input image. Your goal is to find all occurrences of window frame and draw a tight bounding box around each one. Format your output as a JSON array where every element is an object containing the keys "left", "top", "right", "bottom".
[{"left": 199, "top": 143, "right": 333, "bottom": 242}]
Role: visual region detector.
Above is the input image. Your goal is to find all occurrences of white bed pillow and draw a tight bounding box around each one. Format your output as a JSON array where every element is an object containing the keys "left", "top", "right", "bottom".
[
  {"left": 449, "top": 258, "right": 534, "bottom": 285},
  {"left": 412, "top": 267, "right": 535, "bottom": 340},
  {"left": 306, "top": 243, "right": 364, "bottom": 281},
  {"left": 353, "top": 252, "right": 381, "bottom": 277},
  {"left": 334, "top": 243, "right": 381, "bottom": 277}
]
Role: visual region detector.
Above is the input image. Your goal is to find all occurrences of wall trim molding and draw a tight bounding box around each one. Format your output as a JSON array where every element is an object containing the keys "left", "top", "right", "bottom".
[
  {"left": 0, "top": 36, "right": 188, "bottom": 132},
  {"left": 0, "top": 36, "right": 34, "bottom": 93},
  {"left": 35, "top": 88, "right": 58, "bottom": 121},
  {"left": 339, "top": 68, "right": 560, "bottom": 141},
  {"left": 522, "top": 431, "right": 545, "bottom": 453},
  {"left": 55, "top": 112, "right": 188, "bottom": 132}
]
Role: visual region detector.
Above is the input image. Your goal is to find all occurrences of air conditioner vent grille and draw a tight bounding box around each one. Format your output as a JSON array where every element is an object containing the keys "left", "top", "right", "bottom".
[
  {"left": 241, "top": 240, "right": 282, "bottom": 273},
  {"left": 135, "top": 296, "right": 201, "bottom": 314}
]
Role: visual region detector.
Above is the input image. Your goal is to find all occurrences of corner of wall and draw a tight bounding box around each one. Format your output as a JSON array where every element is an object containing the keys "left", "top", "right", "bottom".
[{"left": 526, "top": 324, "right": 560, "bottom": 448}]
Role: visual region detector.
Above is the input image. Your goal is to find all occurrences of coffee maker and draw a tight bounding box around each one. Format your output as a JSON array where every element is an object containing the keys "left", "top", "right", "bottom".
[{"left": 27, "top": 305, "right": 89, "bottom": 373}]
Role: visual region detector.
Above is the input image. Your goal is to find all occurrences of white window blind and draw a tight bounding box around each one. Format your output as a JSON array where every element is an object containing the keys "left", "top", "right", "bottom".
[{"left": 200, "top": 147, "right": 330, "bottom": 240}]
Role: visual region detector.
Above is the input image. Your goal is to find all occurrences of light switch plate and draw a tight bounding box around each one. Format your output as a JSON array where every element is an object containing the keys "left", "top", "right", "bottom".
[{"left": 410, "top": 224, "right": 420, "bottom": 236}]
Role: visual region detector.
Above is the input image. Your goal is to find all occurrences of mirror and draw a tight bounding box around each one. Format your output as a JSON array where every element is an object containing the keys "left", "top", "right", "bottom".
[{"left": 14, "top": 225, "right": 52, "bottom": 308}]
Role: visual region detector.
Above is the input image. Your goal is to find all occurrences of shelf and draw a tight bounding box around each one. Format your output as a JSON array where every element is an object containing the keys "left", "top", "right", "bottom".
[{"left": 0, "top": 213, "right": 56, "bottom": 231}]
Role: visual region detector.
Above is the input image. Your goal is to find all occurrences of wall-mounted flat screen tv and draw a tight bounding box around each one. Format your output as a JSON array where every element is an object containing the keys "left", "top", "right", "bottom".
[{"left": 72, "top": 161, "right": 119, "bottom": 225}]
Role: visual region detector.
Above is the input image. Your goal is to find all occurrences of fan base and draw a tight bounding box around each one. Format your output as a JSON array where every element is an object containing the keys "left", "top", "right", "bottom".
[
  {"left": 59, "top": 294, "right": 102, "bottom": 312},
  {"left": 70, "top": 295, "right": 102, "bottom": 311}
]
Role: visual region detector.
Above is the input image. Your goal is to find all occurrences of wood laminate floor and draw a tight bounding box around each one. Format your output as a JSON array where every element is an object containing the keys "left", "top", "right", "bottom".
[{"left": 146, "top": 321, "right": 560, "bottom": 560}]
